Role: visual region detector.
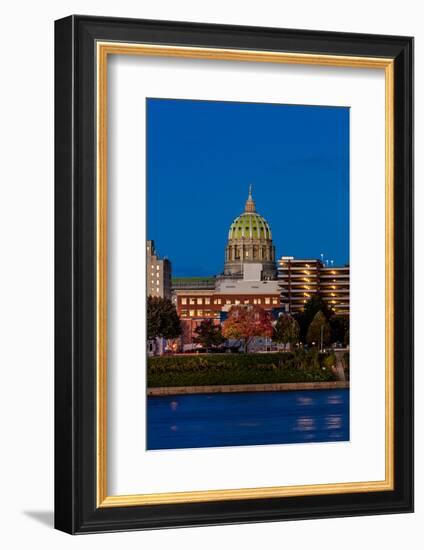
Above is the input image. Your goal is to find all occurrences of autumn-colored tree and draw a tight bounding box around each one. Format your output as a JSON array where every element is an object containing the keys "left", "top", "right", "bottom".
[
  {"left": 193, "top": 319, "right": 225, "bottom": 351},
  {"left": 147, "top": 296, "right": 181, "bottom": 341},
  {"left": 306, "top": 310, "right": 331, "bottom": 349},
  {"left": 222, "top": 305, "right": 273, "bottom": 353},
  {"left": 272, "top": 313, "right": 300, "bottom": 350}
]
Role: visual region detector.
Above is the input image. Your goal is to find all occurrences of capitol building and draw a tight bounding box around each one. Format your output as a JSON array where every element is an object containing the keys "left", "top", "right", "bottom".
[
  {"left": 149, "top": 186, "right": 349, "bottom": 349},
  {"left": 224, "top": 185, "right": 276, "bottom": 280}
]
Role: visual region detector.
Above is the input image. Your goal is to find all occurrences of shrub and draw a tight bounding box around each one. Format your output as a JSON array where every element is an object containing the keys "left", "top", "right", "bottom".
[
  {"left": 323, "top": 353, "right": 336, "bottom": 369},
  {"left": 147, "top": 351, "right": 337, "bottom": 387}
]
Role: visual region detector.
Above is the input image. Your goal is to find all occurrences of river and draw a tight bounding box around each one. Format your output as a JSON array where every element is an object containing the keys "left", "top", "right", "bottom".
[{"left": 147, "top": 388, "right": 349, "bottom": 450}]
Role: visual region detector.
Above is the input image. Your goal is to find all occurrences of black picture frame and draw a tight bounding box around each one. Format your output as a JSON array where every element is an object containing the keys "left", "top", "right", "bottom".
[{"left": 55, "top": 15, "right": 414, "bottom": 534}]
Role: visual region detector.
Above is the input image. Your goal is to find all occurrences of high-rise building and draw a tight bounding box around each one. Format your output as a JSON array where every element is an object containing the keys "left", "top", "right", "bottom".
[
  {"left": 319, "top": 265, "right": 349, "bottom": 316},
  {"left": 146, "top": 240, "right": 172, "bottom": 299},
  {"left": 278, "top": 256, "right": 349, "bottom": 316}
]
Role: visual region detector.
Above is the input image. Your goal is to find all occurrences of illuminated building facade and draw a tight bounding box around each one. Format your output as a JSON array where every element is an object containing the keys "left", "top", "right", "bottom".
[
  {"left": 278, "top": 256, "right": 349, "bottom": 316},
  {"left": 146, "top": 240, "right": 172, "bottom": 299}
]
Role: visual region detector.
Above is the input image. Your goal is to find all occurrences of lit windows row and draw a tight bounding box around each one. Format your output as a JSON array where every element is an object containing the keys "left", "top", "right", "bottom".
[
  {"left": 180, "top": 310, "right": 215, "bottom": 318},
  {"left": 180, "top": 297, "right": 280, "bottom": 306},
  {"left": 181, "top": 297, "right": 212, "bottom": 305}
]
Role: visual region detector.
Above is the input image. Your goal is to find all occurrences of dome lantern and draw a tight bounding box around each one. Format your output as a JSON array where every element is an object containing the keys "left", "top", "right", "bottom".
[{"left": 244, "top": 184, "right": 256, "bottom": 213}]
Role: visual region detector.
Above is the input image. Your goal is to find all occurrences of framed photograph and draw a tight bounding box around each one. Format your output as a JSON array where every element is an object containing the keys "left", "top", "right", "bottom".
[{"left": 55, "top": 15, "right": 413, "bottom": 533}]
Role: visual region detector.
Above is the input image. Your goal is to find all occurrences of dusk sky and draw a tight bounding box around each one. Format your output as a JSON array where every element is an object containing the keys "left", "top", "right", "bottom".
[{"left": 147, "top": 98, "right": 349, "bottom": 277}]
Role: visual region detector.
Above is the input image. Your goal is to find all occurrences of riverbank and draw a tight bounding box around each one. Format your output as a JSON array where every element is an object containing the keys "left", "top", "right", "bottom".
[
  {"left": 148, "top": 351, "right": 345, "bottom": 388},
  {"left": 147, "top": 380, "right": 349, "bottom": 396}
]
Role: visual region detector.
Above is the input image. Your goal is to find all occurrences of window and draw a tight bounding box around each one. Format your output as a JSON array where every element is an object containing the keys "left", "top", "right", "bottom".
[
  {"left": 214, "top": 298, "right": 221, "bottom": 305},
  {"left": 189, "top": 298, "right": 195, "bottom": 305},
  {"left": 244, "top": 299, "right": 249, "bottom": 304},
  {"left": 265, "top": 298, "right": 271, "bottom": 304},
  {"left": 181, "top": 298, "right": 187, "bottom": 305},
  {"left": 197, "top": 310, "right": 203, "bottom": 316},
  {"left": 226, "top": 299, "right": 231, "bottom": 305},
  {"left": 181, "top": 310, "right": 188, "bottom": 317},
  {"left": 272, "top": 298, "right": 278, "bottom": 305},
  {"left": 197, "top": 298, "right": 203, "bottom": 305},
  {"left": 235, "top": 299, "right": 240, "bottom": 305},
  {"left": 189, "top": 310, "right": 195, "bottom": 317},
  {"left": 205, "top": 298, "right": 210, "bottom": 305}
]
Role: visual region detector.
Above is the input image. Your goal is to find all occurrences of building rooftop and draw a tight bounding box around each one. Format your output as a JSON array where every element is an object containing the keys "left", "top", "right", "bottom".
[{"left": 172, "top": 277, "right": 216, "bottom": 290}]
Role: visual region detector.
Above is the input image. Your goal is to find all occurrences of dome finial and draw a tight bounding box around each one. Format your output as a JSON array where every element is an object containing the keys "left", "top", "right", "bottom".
[{"left": 245, "top": 184, "right": 256, "bottom": 212}]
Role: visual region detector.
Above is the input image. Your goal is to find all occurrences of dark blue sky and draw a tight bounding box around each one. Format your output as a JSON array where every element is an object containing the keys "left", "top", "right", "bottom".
[{"left": 147, "top": 98, "right": 349, "bottom": 277}]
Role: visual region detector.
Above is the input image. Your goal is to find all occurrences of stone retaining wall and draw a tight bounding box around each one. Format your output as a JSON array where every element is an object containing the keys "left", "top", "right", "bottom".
[{"left": 147, "top": 381, "right": 349, "bottom": 396}]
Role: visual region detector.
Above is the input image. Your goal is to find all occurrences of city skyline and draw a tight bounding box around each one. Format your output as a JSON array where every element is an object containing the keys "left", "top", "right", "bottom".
[{"left": 147, "top": 98, "right": 349, "bottom": 277}]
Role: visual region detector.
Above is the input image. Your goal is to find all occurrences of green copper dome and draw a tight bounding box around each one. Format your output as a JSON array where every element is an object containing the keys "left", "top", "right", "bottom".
[
  {"left": 228, "top": 212, "right": 272, "bottom": 240},
  {"left": 228, "top": 185, "right": 272, "bottom": 240}
]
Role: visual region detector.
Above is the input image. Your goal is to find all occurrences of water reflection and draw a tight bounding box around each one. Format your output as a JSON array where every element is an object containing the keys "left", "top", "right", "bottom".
[
  {"left": 294, "top": 416, "right": 315, "bottom": 432},
  {"left": 327, "top": 395, "right": 342, "bottom": 405},
  {"left": 326, "top": 414, "right": 342, "bottom": 430},
  {"left": 297, "top": 396, "right": 313, "bottom": 406},
  {"left": 147, "top": 389, "right": 349, "bottom": 450}
]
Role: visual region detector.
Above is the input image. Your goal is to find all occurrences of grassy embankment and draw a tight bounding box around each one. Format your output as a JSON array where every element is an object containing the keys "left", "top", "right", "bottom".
[{"left": 147, "top": 350, "right": 340, "bottom": 388}]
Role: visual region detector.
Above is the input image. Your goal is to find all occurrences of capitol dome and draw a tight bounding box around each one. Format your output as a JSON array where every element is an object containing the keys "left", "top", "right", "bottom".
[
  {"left": 228, "top": 212, "right": 272, "bottom": 241},
  {"left": 224, "top": 186, "right": 276, "bottom": 279}
]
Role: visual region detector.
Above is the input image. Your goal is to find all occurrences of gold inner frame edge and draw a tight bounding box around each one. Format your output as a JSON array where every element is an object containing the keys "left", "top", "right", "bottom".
[{"left": 96, "top": 42, "right": 395, "bottom": 508}]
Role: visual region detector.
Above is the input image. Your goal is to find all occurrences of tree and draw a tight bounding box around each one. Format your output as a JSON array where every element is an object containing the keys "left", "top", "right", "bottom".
[
  {"left": 222, "top": 305, "right": 273, "bottom": 353},
  {"left": 193, "top": 319, "right": 225, "bottom": 351},
  {"left": 306, "top": 310, "right": 331, "bottom": 349},
  {"left": 343, "top": 329, "right": 350, "bottom": 347},
  {"left": 295, "top": 293, "right": 335, "bottom": 343},
  {"left": 329, "top": 315, "right": 349, "bottom": 344},
  {"left": 147, "top": 296, "right": 181, "bottom": 340},
  {"left": 272, "top": 313, "right": 300, "bottom": 350}
]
